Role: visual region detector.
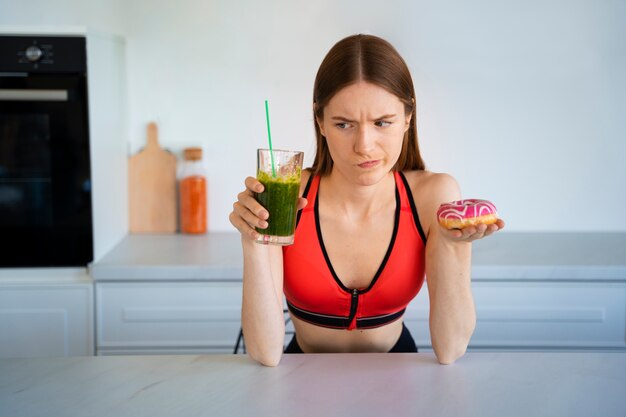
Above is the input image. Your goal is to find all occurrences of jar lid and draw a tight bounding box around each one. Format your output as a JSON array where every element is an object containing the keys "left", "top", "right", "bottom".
[{"left": 183, "top": 147, "right": 203, "bottom": 161}]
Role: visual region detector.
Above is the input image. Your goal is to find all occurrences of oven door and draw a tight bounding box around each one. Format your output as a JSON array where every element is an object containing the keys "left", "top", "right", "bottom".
[{"left": 0, "top": 74, "right": 93, "bottom": 267}]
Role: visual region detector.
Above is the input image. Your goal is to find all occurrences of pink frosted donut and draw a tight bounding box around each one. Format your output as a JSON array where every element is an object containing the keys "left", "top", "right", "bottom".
[{"left": 437, "top": 199, "right": 498, "bottom": 230}]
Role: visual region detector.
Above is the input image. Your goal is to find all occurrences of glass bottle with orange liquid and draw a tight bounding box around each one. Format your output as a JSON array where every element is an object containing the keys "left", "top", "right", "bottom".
[{"left": 179, "top": 147, "right": 207, "bottom": 234}]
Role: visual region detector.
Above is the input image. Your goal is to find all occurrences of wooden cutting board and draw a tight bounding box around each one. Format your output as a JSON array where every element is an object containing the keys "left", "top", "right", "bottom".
[{"left": 128, "top": 122, "right": 177, "bottom": 233}]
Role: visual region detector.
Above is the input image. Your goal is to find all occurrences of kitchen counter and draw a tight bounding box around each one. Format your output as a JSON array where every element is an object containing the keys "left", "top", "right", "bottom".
[
  {"left": 2, "top": 352, "right": 625, "bottom": 417},
  {"left": 89, "top": 232, "right": 626, "bottom": 282},
  {"left": 89, "top": 232, "right": 244, "bottom": 281}
]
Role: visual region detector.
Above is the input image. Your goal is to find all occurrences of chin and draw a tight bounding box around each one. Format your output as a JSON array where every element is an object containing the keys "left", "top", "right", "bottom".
[
  {"left": 354, "top": 168, "right": 390, "bottom": 186},
  {"left": 334, "top": 162, "right": 392, "bottom": 186}
]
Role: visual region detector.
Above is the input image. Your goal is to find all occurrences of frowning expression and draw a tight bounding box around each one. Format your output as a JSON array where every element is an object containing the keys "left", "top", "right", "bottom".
[{"left": 317, "top": 82, "right": 411, "bottom": 185}]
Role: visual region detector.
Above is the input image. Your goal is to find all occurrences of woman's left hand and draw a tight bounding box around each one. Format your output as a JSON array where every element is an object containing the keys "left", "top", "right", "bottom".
[{"left": 439, "top": 219, "right": 506, "bottom": 243}]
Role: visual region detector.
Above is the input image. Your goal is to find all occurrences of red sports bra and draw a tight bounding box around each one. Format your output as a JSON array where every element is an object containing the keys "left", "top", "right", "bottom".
[{"left": 282, "top": 171, "right": 427, "bottom": 330}]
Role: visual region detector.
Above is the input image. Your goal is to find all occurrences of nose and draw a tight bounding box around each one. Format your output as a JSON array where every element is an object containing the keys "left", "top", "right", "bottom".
[{"left": 354, "top": 125, "right": 375, "bottom": 155}]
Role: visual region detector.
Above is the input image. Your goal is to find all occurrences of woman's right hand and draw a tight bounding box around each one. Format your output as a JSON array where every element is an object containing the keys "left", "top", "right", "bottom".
[{"left": 229, "top": 176, "right": 307, "bottom": 241}]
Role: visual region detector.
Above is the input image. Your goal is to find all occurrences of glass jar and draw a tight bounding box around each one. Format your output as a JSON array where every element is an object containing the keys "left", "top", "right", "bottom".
[{"left": 179, "top": 147, "right": 207, "bottom": 234}]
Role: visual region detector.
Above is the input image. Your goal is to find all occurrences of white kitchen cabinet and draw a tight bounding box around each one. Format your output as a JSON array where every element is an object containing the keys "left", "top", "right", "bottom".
[
  {"left": 90, "top": 232, "right": 626, "bottom": 355},
  {"left": 406, "top": 281, "right": 626, "bottom": 351},
  {"left": 96, "top": 281, "right": 242, "bottom": 355},
  {"left": 95, "top": 278, "right": 626, "bottom": 355},
  {"left": 0, "top": 269, "right": 94, "bottom": 358}
]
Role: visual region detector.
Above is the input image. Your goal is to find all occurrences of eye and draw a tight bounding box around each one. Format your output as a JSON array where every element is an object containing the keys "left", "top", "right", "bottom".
[
  {"left": 374, "top": 120, "right": 392, "bottom": 127},
  {"left": 335, "top": 122, "right": 351, "bottom": 129}
]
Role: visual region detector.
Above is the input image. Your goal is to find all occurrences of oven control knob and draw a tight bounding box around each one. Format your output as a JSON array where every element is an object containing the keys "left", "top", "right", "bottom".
[{"left": 25, "top": 45, "right": 43, "bottom": 62}]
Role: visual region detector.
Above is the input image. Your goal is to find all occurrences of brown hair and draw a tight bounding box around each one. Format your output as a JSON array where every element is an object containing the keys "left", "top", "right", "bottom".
[{"left": 311, "top": 34, "right": 425, "bottom": 176}]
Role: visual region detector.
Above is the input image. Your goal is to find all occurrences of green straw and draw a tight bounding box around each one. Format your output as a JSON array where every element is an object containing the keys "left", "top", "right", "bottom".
[{"left": 264, "top": 99, "right": 276, "bottom": 177}]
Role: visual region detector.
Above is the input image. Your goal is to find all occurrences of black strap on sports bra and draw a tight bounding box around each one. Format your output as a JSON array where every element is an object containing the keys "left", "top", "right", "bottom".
[{"left": 287, "top": 301, "right": 406, "bottom": 330}]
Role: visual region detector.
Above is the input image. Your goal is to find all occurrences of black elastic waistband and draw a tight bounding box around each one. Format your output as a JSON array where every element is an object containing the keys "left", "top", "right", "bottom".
[{"left": 286, "top": 301, "right": 405, "bottom": 330}]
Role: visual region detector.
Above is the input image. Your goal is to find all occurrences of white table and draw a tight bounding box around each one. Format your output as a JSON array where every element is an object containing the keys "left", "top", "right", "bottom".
[{"left": 2, "top": 352, "right": 625, "bottom": 417}]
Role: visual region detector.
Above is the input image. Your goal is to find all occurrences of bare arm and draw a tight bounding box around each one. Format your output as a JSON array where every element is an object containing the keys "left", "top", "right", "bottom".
[
  {"left": 240, "top": 239, "right": 285, "bottom": 366},
  {"left": 230, "top": 176, "right": 307, "bottom": 366},
  {"left": 426, "top": 225, "right": 475, "bottom": 364},
  {"left": 421, "top": 174, "right": 504, "bottom": 364}
]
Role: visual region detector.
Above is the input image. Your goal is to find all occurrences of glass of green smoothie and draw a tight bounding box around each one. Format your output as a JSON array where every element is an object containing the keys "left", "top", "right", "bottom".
[{"left": 254, "top": 149, "right": 303, "bottom": 245}]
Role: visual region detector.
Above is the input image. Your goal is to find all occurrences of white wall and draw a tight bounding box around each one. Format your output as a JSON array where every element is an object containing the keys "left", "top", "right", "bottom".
[
  {"left": 0, "top": 0, "right": 125, "bottom": 36},
  {"left": 2, "top": 0, "right": 625, "bottom": 232}
]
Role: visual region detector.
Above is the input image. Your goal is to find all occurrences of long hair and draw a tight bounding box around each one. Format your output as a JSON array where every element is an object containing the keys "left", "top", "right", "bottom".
[{"left": 311, "top": 34, "right": 425, "bottom": 175}]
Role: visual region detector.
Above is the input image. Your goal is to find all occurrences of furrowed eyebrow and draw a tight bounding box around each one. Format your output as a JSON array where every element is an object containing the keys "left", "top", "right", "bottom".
[
  {"left": 330, "top": 116, "right": 354, "bottom": 122},
  {"left": 374, "top": 114, "right": 396, "bottom": 120},
  {"left": 330, "top": 114, "right": 397, "bottom": 122}
]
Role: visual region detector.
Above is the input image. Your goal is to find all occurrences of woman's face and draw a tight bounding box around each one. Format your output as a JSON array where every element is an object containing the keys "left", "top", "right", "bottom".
[{"left": 317, "top": 82, "right": 411, "bottom": 186}]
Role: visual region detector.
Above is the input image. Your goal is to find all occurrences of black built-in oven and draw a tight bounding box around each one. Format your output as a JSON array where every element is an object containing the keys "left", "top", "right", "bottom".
[{"left": 0, "top": 35, "right": 93, "bottom": 267}]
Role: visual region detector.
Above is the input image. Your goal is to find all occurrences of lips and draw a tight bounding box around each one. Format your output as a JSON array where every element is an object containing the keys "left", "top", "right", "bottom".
[{"left": 357, "top": 160, "right": 380, "bottom": 169}]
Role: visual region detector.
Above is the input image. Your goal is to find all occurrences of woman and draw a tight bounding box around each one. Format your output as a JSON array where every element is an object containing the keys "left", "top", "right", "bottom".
[{"left": 230, "top": 34, "right": 505, "bottom": 366}]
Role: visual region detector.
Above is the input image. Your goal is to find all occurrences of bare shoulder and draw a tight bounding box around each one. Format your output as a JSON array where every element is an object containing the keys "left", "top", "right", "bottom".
[
  {"left": 402, "top": 170, "right": 460, "bottom": 202},
  {"left": 401, "top": 170, "right": 462, "bottom": 235}
]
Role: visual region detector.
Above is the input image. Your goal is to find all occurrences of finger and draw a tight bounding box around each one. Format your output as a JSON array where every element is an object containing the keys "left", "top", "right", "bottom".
[
  {"left": 297, "top": 198, "right": 308, "bottom": 211},
  {"left": 470, "top": 231, "right": 486, "bottom": 241},
  {"left": 473, "top": 223, "right": 488, "bottom": 239},
  {"left": 245, "top": 176, "right": 264, "bottom": 193},
  {"left": 461, "top": 226, "right": 477, "bottom": 239},
  {"left": 237, "top": 190, "right": 269, "bottom": 220},
  {"left": 229, "top": 211, "right": 260, "bottom": 240},
  {"left": 441, "top": 227, "right": 463, "bottom": 239},
  {"left": 233, "top": 202, "right": 268, "bottom": 231},
  {"left": 233, "top": 201, "right": 268, "bottom": 230},
  {"left": 483, "top": 223, "right": 499, "bottom": 237}
]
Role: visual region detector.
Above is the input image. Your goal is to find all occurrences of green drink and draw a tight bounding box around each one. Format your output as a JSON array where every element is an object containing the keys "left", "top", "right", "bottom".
[
  {"left": 255, "top": 171, "right": 300, "bottom": 236},
  {"left": 254, "top": 149, "right": 303, "bottom": 245}
]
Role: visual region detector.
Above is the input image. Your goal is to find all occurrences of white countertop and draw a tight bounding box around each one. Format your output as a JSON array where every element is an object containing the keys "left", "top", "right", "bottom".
[
  {"left": 89, "top": 232, "right": 626, "bottom": 282},
  {"left": 89, "top": 232, "right": 244, "bottom": 281},
  {"left": 470, "top": 231, "right": 626, "bottom": 281},
  {"left": 2, "top": 352, "right": 625, "bottom": 417}
]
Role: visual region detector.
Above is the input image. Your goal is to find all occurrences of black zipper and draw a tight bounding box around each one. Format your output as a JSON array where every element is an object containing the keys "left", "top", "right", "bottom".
[{"left": 347, "top": 289, "right": 360, "bottom": 327}]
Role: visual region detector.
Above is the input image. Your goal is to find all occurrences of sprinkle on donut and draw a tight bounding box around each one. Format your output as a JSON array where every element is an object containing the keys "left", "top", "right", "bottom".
[{"left": 437, "top": 199, "right": 498, "bottom": 230}]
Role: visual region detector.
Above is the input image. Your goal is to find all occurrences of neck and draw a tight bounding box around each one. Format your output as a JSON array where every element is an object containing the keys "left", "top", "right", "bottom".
[{"left": 322, "top": 170, "right": 396, "bottom": 217}]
